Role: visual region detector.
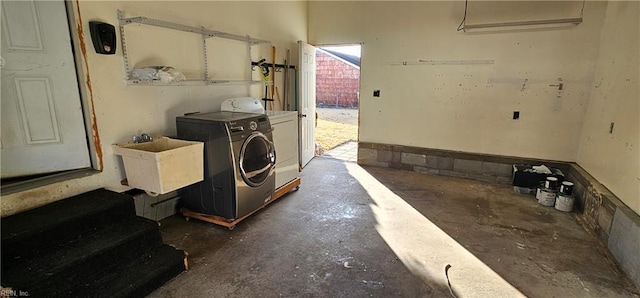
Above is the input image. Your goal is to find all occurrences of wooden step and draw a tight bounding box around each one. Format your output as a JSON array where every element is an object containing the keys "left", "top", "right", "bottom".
[
  {"left": 1, "top": 189, "right": 135, "bottom": 268},
  {"left": 2, "top": 216, "right": 163, "bottom": 292},
  {"left": 41, "top": 245, "right": 187, "bottom": 298},
  {"left": 0, "top": 188, "right": 186, "bottom": 297}
]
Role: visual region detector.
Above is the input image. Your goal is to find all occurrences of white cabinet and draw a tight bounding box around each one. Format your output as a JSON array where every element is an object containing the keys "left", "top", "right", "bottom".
[{"left": 267, "top": 111, "right": 299, "bottom": 189}]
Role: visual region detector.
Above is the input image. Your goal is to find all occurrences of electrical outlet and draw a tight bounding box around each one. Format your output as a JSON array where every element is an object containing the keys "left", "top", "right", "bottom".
[
  {"left": 513, "top": 111, "right": 520, "bottom": 120},
  {"left": 373, "top": 90, "right": 380, "bottom": 97}
]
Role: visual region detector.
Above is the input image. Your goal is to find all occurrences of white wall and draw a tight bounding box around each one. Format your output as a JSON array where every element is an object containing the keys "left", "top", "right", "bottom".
[
  {"left": 576, "top": 1, "right": 639, "bottom": 214},
  {"left": 1, "top": 1, "right": 307, "bottom": 216},
  {"left": 309, "top": 1, "right": 606, "bottom": 161}
]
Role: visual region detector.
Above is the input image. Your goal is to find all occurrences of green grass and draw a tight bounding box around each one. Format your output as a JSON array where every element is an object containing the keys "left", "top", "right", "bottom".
[{"left": 315, "top": 119, "right": 358, "bottom": 150}]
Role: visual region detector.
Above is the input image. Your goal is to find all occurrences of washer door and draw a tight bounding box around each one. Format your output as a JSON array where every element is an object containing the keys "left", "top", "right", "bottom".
[{"left": 239, "top": 132, "right": 276, "bottom": 187}]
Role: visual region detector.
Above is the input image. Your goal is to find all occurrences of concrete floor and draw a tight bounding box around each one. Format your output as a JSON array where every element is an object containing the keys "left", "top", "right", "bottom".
[
  {"left": 324, "top": 141, "right": 358, "bottom": 162},
  {"left": 150, "top": 157, "right": 638, "bottom": 297}
]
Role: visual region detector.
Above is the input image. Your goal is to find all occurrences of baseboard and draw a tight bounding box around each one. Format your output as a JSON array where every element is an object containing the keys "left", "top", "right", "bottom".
[{"left": 357, "top": 141, "right": 571, "bottom": 185}]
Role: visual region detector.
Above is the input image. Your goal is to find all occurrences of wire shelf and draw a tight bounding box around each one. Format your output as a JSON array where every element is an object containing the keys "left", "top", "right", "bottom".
[
  {"left": 117, "top": 9, "right": 269, "bottom": 86},
  {"left": 119, "top": 13, "right": 269, "bottom": 45},
  {"left": 125, "top": 79, "right": 264, "bottom": 86}
]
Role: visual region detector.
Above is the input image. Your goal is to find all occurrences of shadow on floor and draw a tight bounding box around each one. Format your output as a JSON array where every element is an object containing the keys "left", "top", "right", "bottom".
[
  {"left": 150, "top": 158, "right": 638, "bottom": 297},
  {"left": 151, "top": 158, "right": 452, "bottom": 297}
]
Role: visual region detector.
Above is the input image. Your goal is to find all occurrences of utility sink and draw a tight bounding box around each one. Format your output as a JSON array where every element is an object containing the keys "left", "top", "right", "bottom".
[{"left": 113, "top": 137, "right": 204, "bottom": 194}]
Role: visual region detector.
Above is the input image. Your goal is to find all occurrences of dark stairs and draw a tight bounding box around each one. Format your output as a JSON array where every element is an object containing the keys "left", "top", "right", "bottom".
[{"left": 1, "top": 188, "right": 186, "bottom": 297}]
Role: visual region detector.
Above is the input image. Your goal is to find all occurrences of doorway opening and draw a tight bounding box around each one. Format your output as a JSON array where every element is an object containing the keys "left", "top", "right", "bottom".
[{"left": 314, "top": 44, "right": 361, "bottom": 162}]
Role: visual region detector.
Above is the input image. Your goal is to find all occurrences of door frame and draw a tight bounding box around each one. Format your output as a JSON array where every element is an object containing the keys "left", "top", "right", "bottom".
[{"left": 66, "top": 1, "right": 102, "bottom": 171}]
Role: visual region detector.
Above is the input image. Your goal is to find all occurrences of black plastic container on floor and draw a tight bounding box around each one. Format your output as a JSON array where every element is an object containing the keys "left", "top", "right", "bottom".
[
  {"left": 512, "top": 164, "right": 564, "bottom": 188},
  {"left": 1, "top": 188, "right": 186, "bottom": 297}
]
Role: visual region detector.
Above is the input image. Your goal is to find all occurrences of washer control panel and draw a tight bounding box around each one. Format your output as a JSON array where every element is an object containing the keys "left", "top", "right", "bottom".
[{"left": 228, "top": 116, "right": 271, "bottom": 141}]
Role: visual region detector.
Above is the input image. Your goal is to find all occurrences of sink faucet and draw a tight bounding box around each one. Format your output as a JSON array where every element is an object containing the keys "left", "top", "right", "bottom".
[{"left": 132, "top": 133, "right": 153, "bottom": 143}]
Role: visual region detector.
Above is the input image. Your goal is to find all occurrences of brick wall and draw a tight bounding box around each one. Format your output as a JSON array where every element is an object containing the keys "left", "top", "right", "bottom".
[{"left": 316, "top": 52, "right": 360, "bottom": 108}]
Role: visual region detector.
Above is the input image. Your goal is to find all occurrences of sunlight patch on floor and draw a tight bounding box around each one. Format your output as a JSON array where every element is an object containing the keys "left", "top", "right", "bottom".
[{"left": 345, "top": 163, "right": 525, "bottom": 297}]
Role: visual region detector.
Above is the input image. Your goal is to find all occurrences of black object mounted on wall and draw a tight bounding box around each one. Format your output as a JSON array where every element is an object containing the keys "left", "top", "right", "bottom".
[{"left": 89, "top": 21, "right": 116, "bottom": 55}]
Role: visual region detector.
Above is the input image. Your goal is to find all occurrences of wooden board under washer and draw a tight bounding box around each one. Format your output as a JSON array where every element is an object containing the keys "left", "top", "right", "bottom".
[{"left": 181, "top": 177, "right": 301, "bottom": 230}]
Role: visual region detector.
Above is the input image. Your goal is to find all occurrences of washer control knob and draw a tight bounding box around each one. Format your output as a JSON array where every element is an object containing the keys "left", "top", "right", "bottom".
[{"left": 249, "top": 121, "right": 257, "bottom": 131}]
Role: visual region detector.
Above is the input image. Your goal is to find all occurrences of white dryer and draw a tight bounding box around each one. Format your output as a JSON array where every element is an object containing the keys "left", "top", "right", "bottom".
[
  {"left": 266, "top": 111, "right": 299, "bottom": 189},
  {"left": 221, "top": 98, "right": 300, "bottom": 189}
]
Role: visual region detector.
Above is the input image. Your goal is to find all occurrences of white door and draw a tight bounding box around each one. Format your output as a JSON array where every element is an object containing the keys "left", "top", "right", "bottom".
[
  {"left": 298, "top": 41, "right": 316, "bottom": 168},
  {"left": 1, "top": 0, "right": 90, "bottom": 178}
]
